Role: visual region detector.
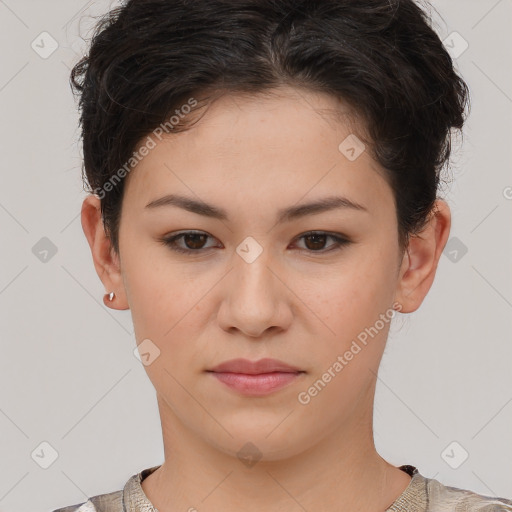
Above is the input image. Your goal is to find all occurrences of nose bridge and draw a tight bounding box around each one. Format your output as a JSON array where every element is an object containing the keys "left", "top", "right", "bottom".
[
  {"left": 233, "top": 244, "right": 277, "bottom": 306},
  {"left": 218, "top": 243, "right": 288, "bottom": 336}
]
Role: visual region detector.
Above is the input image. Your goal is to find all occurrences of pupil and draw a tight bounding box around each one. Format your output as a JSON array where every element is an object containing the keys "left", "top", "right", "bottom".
[
  {"left": 185, "top": 233, "right": 206, "bottom": 249},
  {"left": 306, "top": 234, "right": 326, "bottom": 250}
]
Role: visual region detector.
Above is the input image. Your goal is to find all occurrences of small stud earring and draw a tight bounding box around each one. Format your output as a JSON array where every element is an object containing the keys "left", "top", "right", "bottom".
[{"left": 107, "top": 291, "right": 115, "bottom": 301}]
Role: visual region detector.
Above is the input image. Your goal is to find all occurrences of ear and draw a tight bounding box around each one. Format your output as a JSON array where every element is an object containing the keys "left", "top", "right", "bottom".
[
  {"left": 394, "top": 198, "right": 451, "bottom": 313},
  {"left": 81, "top": 194, "right": 129, "bottom": 310}
]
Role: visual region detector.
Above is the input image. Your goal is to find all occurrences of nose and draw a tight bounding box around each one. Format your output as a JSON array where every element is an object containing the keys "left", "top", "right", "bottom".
[{"left": 216, "top": 249, "right": 293, "bottom": 338}]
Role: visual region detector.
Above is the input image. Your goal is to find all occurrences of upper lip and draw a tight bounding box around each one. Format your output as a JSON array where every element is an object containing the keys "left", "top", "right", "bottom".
[{"left": 207, "top": 358, "right": 303, "bottom": 374}]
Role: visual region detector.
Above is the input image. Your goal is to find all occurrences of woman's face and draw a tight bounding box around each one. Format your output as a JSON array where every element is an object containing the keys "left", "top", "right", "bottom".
[{"left": 114, "top": 87, "right": 407, "bottom": 459}]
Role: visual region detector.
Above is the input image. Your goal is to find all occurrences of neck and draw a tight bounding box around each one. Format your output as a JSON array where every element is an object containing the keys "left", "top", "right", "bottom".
[{"left": 141, "top": 393, "right": 412, "bottom": 512}]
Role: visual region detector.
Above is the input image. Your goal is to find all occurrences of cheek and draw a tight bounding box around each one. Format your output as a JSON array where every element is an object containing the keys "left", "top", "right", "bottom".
[
  {"left": 301, "top": 266, "right": 395, "bottom": 412},
  {"left": 122, "top": 249, "right": 215, "bottom": 375},
  {"left": 124, "top": 260, "right": 208, "bottom": 390},
  {"left": 121, "top": 247, "right": 176, "bottom": 347},
  {"left": 315, "top": 258, "right": 395, "bottom": 337}
]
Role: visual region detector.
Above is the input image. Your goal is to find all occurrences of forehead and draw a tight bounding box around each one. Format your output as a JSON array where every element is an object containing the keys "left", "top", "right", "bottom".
[{"left": 123, "top": 86, "right": 393, "bottom": 215}]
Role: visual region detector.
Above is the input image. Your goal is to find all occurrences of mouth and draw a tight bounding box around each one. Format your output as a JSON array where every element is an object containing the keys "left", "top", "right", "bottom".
[
  {"left": 205, "top": 358, "right": 306, "bottom": 396},
  {"left": 206, "top": 370, "right": 306, "bottom": 396}
]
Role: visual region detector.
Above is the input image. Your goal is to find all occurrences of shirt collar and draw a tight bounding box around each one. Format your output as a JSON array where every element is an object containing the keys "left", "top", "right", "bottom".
[{"left": 123, "top": 463, "right": 426, "bottom": 512}]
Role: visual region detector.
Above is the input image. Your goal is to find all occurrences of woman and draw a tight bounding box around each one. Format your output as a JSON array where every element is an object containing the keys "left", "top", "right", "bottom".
[{"left": 54, "top": 0, "right": 512, "bottom": 510}]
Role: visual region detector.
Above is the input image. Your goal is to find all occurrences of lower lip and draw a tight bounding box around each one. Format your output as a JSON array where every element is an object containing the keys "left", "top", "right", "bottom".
[{"left": 208, "top": 371, "right": 304, "bottom": 396}]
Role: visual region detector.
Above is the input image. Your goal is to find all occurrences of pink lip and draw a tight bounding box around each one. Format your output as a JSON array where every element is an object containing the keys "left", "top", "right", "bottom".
[
  {"left": 206, "top": 358, "right": 305, "bottom": 396},
  {"left": 208, "top": 357, "right": 302, "bottom": 374}
]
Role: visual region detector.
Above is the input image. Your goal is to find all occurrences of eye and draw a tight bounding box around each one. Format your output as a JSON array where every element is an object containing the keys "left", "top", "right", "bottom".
[
  {"left": 160, "top": 230, "right": 219, "bottom": 254},
  {"left": 292, "top": 231, "right": 351, "bottom": 253},
  {"left": 159, "top": 230, "right": 351, "bottom": 255}
]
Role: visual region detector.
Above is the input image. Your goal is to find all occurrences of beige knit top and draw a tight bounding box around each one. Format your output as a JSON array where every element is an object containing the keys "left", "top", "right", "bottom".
[{"left": 52, "top": 464, "right": 512, "bottom": 512}]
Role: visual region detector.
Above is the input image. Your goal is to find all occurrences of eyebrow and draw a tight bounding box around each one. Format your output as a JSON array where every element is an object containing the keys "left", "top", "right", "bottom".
[{"left": 145, "top": 193, "right": 369, "bottom": 223}]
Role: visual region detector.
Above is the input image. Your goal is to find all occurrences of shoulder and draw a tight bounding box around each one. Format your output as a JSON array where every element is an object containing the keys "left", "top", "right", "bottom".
[
  {"left": 425, "top": 473, "right": 512, "bottom": 511},
  {"left": 388, "top": 466, "right": 512, "bottom": 512},
  {"left": 51, "top": 489, "right": 124, "bottom": 512},
  {"left": 51, "top": 464, "right": 161, "bottom": 512}
]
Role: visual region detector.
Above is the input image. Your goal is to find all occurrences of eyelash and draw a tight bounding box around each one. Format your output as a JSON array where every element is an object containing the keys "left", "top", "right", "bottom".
[{"left": 159, "top": 230, "right": 351, "bottom": 255}]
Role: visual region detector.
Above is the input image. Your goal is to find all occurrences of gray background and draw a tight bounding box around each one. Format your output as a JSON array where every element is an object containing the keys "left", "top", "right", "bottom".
[{"left": 0, "top": 1, "right": 511, "bottom": 511}]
